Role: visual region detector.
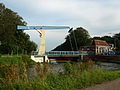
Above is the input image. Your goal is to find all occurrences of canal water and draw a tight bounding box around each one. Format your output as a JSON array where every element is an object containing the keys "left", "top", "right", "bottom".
[
  {"left": 52, "top": 62, "right": 120, "bottom": 72},
  {"left": 48, "top": 62, "right": 120, "bottom": 74},
  {"left": 96, "top": 62, "right": 120, "bottom": 70},
  {"left": 28, "top": 62, "right": 120, "bottom": 77}
]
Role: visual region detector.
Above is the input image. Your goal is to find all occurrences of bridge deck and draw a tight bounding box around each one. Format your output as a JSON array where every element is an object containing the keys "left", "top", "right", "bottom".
[{"left": 31, "top": 51, "right": 88, "bottom": 56}]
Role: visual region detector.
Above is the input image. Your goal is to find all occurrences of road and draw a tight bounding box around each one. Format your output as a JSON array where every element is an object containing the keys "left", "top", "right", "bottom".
[{"left": 80, "top": 78, "right": 120, "bottom": 90}]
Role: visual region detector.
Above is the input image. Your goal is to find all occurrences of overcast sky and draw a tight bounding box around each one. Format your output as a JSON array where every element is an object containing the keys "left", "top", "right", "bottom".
[{"left": 1, "top": 0, "right": 120, "bottom": 51}]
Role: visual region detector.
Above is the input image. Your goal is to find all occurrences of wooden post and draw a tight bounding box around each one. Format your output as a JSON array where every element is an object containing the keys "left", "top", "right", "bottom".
[{"left": 81, "top": 54, "right": 83, "bottom": 60}]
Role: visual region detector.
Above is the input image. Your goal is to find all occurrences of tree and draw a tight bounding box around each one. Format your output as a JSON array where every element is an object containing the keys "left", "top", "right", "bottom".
[
  {"left": 53, "top": 27, "right": 92, "bottom": 51},
  {"left": 92, "top": 36, "right": 114, "bottom": 44},
  {"left": 0, "top": 3, "right": 37, "bottom": 54},
  {"left": 113, "top": 33, "right": 120, "bottom": 52},
  {"left": 92, "top": 33, "right": 120, "bottom": 52}
]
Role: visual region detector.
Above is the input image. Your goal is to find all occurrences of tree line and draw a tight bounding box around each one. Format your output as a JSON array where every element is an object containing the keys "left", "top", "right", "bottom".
[
  {"left": 0, "top": 3, "right": 37, "bottom": 54},
  {"left": 53, "top": 27, "right": 120, "bottom": 53}
]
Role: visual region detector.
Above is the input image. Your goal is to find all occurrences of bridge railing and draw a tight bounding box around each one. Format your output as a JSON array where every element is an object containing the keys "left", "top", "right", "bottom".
[
  {"left": 31, "top": 51, "right": 89, "bottom": 55},
  {"left": 46, "top": 51, "right": 80, "bottom": 55}
]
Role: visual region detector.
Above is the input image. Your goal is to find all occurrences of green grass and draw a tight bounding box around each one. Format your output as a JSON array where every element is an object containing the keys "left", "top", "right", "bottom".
[
  {"left": 45, "top": 69, "right": 120, "bottom": 90},
  {"left": 0, "top": 69, "right": 120, "bottom": 90},
  {"left": 0, "top": 57, "right": 21, "bottom": 64},
  {"left": 0, "top": 58, "right": 120, "bottom": 90},
  {"left": 0, "top": 55, "right": 36, "bottom": 65}
]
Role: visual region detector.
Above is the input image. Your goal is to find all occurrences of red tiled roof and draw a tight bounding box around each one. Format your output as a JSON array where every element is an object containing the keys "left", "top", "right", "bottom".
[{"left": 92, "top": 40, "right": 109, "bottom": 46}]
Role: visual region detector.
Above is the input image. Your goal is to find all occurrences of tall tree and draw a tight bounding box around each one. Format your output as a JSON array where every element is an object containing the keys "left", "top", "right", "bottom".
[
  {"left": 0, "top": 3, "right": 37, "bottom": 54},
  {"left": 53, "top": 27, "right": 92, "bottom": 51},
  {"left": 113, "top": 33, "right": 120, "bottom": 52}
]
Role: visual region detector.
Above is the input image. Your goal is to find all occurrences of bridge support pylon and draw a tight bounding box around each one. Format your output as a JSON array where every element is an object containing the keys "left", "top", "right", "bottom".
[
  {"left": 31, "top": 29, "right": 49, "bottom": 63},
  {"left": 38, "top": 29, "right": 45, "bottom": 55}
]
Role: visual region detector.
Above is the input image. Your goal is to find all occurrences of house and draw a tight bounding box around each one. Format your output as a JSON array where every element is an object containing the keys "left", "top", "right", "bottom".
[
  {"left": 92, "top": 40, "right": 111, "bottom": 55},
  {"left": 80, "top": 40, "right": 113, "bottom": 55}
]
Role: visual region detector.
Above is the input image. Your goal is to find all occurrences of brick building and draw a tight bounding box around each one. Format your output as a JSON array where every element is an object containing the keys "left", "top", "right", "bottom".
[{"left": 80, "top": 40, "right": 113, "bottom": 55}]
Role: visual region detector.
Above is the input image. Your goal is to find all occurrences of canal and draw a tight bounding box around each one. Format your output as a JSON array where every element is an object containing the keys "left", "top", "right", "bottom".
[
  {"left": 96, "top": 62, "right": 120, "bottom": 70},
  {"left": 28, "top": 61, "right": 120, "bottom": 77},
  {"left": 49, "top": 61, "right": 120, "bottom": 74}
]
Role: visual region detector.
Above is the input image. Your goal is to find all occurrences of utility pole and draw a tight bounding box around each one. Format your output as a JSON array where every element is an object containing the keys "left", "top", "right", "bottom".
[
  {"left": 68, "top": 28, "right": 74, "bottom": 51},
  {"left": 68, "top": 28, "right": 78, "bottom": 51},
  {"left": 68, "top": 35, "right": 74, "bottom": 51},
  {"left": 73, "top": 30, "right": 78, "bottom": 51}
]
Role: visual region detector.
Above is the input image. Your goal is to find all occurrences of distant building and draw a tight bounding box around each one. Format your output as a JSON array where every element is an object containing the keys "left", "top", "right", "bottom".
[
  {"left": 80, "top": 40, "right": 114, "bottom": 55},
  {"left": 92, "top": 40, "right": 111, "bottom": 55}
]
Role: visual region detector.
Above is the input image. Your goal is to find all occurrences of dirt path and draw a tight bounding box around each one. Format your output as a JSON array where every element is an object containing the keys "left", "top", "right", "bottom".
[{"left": 80, "top": 78, "right": 120, "bottom": 90}]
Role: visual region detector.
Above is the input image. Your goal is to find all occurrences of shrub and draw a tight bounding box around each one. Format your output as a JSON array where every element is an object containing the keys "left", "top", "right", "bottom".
[{"left": 64, "top": 62, "right": 73, "bottom": 74}]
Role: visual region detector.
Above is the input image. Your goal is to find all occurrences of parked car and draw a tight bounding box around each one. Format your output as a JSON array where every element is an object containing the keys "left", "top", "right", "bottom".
[{"left": 102, "top": 51, "right": 116, "bottom": 55}]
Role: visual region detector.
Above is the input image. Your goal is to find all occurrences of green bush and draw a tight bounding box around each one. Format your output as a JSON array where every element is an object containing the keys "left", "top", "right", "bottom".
[
  {"left": 64, "top": 62, "right": 73, "bottom": 74},
  {"left": 21, "top": 55, "right": 36, "bottom": 67}
]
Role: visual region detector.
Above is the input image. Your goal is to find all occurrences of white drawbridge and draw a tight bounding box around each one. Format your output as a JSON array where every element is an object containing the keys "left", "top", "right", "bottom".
[{"left": 17, "top": 25, "right": 70, "bottom": 63}]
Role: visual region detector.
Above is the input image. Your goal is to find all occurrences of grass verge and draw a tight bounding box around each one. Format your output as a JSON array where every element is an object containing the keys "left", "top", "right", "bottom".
[{"left": 0, "top": 58, "right": 120, "bottom": 90}]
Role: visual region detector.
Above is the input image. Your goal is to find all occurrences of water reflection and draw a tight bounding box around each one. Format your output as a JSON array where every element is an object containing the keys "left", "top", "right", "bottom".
[{"left": 96, "top": 62, "right": 120, "bottom": 70}]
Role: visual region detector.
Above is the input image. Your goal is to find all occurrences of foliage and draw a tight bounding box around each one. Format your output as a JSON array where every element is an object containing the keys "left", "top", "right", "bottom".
[
  {"left": 0, "top": 58, "right": 120, "bottom": 90},
  {"left": 113, "top": 33, "right": 120, "bottom": 52},
  {"left": 0, "top": 56, "right": 22, "bottom": 64},
  {"left": 0, "top": 3, "right": 37, "bottom": 54},
  {"left": 64, "top": 62, "right": 73, "bottom": 74},
  {"left": 21, "top": 55, "right": 36, "bottom": 67},
  {"left": 53, "top": 27, "right": 92, "bottom": 51},
  {"left": 92, "top": 36, "right": 114, "bottom": 44},
  {"left": 92, "top": 33, "right": 120, "bottom": 52}
]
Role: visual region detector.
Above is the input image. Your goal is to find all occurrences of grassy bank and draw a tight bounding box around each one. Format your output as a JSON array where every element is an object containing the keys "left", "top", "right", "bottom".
[{"left": 0, "top": 57, "right": 120, "bottom": 90}]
